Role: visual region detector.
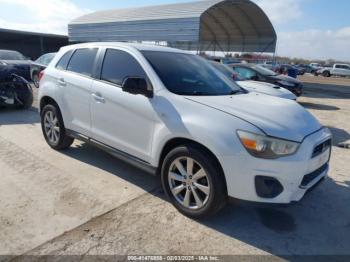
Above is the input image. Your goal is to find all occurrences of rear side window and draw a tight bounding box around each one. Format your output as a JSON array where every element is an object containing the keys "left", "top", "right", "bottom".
[
  {"left": 56, "top": 50, "right": 73, "bottom": 70},
  {"left": 67, "top": 48, "right": 98, "bottom": 77},
  {"left": 101, "top": 49, "right": 147, "bottom": 86}
]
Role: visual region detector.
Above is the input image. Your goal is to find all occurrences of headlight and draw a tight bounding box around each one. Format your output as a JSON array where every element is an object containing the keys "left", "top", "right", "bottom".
[
  {"left": 278, "top": 80, "right": 295, "bottom": 87},
  {"left": 237, "top": 130, "right": 300, "bottom": 159}
]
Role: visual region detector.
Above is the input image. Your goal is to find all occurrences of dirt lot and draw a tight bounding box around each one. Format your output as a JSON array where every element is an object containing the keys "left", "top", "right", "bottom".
[{"left": 0, "top": 75, "right": 349, "bottom": 260}]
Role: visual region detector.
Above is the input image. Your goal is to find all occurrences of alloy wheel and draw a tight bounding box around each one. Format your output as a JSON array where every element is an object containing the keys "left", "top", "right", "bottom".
[
  {"left": 168, "top": 157, "right": 211, "bottom": 210},
  {"left": 44, "top": 110, "right": 60, "bottom": 145}
]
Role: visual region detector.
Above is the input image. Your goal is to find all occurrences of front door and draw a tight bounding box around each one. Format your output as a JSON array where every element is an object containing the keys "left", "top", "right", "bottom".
[{"left": 90, "top": 48, "right": 157, "bottom": 162}]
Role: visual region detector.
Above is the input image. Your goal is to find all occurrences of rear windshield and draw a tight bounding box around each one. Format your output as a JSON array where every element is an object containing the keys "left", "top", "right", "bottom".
[
  {"left": 0, "top": 50, "right": 26, "bottom": 60},
  {"left": 142, "top": 51, "right": 242, "bottom": 96}
]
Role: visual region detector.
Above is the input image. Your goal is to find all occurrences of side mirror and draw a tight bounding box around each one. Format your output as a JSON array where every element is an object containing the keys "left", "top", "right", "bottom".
[{"left": 122, "top": 77, "right": 153, "bottom": 98}]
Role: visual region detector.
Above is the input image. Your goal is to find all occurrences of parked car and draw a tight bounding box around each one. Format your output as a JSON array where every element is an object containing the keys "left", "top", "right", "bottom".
[
  {"left": 39, "top": 43, "right": 332, "bottom": 218},
  {"left": 296, "top": 64, "right": 318, "bottom": 75},
  {"left": 317, "top": 64, "right": 350, "bottom": 77},
  {"left": 31, "top": 53, "right": 56, "bottom": 87},
  {"left": 261, "top": 61, "right": 280, "bottom": 72},
  {"left": 210, "top": 62, "right": 297, "bottom": 100},
  {"left": 0, "top": 73, "right": 33, "bottom": 109},
  {"left": 228, "top": 63, "right": 303, "bottom": 97},
  {"left": 279, "top": 64, "right": 305, "bottom": 76},
  {"left": 0, "top": 50, "right": 32, "bottom": 82},
  {"left": 310, "top": 62, "right": 322, "bottom": 68}
]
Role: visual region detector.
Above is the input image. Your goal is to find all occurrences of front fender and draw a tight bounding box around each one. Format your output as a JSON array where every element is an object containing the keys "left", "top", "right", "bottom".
[{"left": 149, "top": 93, "right": 261, "bottom": 167}]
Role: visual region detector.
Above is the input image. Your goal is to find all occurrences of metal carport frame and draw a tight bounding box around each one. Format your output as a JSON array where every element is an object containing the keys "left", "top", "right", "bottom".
[{"left": 69, "top": 0, "right": 277, "bottom": 53}]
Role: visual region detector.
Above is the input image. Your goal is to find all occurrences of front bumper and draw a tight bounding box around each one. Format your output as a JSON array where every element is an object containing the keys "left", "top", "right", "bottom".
[
  {"left": 279, "top": 83, "right": 303, "bottom": 97},
  {"left": 218, "top": 128, "right": 332, "bottom": 204}
]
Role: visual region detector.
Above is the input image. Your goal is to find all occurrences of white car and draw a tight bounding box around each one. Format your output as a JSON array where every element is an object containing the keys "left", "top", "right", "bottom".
[
  {"left": 210, "top": 62, "right": 296, "bottom": 100},
  {"left": 318, "top": 64, "right": 350, "bottom": 77},
  {"left": 39, "top": 43, "right": 332, "bottom": 218}
]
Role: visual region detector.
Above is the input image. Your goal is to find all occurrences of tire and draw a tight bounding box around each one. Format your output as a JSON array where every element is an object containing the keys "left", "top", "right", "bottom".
[
  {"left": 161, "top": 144, "right": 227, "bottom": 218},
  {"left": 41, "top": 104, "right": 74, "bottom": 150},
  {"left": 323, "top": 71, "right": 331, "bottom": 77}
]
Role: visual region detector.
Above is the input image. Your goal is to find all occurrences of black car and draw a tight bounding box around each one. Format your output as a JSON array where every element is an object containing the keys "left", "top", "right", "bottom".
[
  {"left": 228, "top": 64, "right": 303, "bottom": 97},
  {"left": 0, "top": 50, "right": 32, "bottom": 82},
  {"left": 0, "top": 73, "right": 33, "bottom": 109},
  {"left": 30, "top": 53, "right": 56, "bottom": 88}
]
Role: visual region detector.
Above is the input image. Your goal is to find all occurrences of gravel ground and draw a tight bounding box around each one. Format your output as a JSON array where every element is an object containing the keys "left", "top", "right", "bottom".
[{"left": 0, "top": 75, "right": 349, "bottom": 260}]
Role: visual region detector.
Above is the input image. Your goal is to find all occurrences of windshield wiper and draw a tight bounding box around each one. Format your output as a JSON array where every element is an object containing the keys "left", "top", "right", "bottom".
[{"left": 230, "top": 90, "right": 244, "bottom": 95}]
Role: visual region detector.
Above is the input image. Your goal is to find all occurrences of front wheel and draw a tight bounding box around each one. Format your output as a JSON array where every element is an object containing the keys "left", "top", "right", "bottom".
[
  {"left": 41, "top": 104, "right": 74, "bottom": 150},
  {"left": 161, "top": 145, "right": 227, "bottom": 218},
  {"left": 323, "top": 71, "right": 331, "bottom": 77}
]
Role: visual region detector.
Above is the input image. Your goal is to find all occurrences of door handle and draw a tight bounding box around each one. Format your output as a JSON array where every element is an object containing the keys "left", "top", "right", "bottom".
[
  {"left": 57, "top": 78, "right": 66, "bottom": 87},
  {"left": 92, "top": 93, "right": 105, "bottom": 103}
]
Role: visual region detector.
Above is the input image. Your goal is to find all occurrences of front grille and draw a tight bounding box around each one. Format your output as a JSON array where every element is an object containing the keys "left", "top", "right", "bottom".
[
  {"left": 312, "top": 139, "right": 331, "bottom": 158},
  {"left": 301, "top": 163, "right": 328, "bottom": 187}
]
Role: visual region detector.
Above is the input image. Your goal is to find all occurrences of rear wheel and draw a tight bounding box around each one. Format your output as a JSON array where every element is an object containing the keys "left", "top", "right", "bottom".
[
  {"left": 41, "top": 104, "right": 74, "bottom": 150},
  {"left": 161, "top": 144, "right": 227, "bottom": 218}
]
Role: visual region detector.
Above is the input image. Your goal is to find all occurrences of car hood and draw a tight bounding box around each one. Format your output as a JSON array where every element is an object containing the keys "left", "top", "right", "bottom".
[
  {"left": 268, "top": 74, "right": 301, "bottom": 84},
  {"left": 0, "top": 60, "right": 32, "bottom": 66},
  {"left": 185, "top": 93, "right": 321, "bottom": 142},
  {"left": 237, "top": 81, "right": 296, "bottom": 100}
]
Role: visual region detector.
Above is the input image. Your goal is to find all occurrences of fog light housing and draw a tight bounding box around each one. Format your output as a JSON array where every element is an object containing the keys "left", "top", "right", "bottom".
[{"left": 255, "top": 176, "right": 284, "bottom": 198}]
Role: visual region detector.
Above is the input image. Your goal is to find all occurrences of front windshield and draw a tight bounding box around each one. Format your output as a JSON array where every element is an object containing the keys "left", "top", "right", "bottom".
[
  {"left": 142, "top": 51, "right": 242, "bottom": 96},
  {"left": 252, "top": 65, "right": 277, "bottom": 76},
  {"left": 36, "top": 53, "right": 56, "bottom": 65},
  {"left": 0, "top": 50, "right": 26, "bottom": 60},
  {"left": 210, "top": 62, "right": 246, "bottom": 81}
]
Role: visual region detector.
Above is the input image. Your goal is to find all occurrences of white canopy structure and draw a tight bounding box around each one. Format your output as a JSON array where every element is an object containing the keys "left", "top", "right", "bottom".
[{"left": 69, "top": 0, "right": 277, "bottom": 53}]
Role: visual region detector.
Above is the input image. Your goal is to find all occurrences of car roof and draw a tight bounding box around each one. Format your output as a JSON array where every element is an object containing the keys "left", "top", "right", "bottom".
[
  {"left": 60, "top": 42, "right": 191, "bottom": 54},
  {"left": 0, "top": 49, "right": 22, "bottom": 53},
  {"left": 228, "top": 63, "right": 256, "bottom": 68}
]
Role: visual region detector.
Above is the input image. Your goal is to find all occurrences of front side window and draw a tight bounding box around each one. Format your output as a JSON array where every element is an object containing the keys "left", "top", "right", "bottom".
[
  {"left": 67, "top": 48, "right": 98, "bottom": 77},
  {"left": 101, "top": 49, "right": 147, "bottom": 86},
  {"left": 142, "top": 51, "right": 242, "bottom": 96}
]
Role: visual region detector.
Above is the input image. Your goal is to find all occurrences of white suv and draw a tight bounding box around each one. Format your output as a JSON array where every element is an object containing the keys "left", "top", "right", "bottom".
[{"left": 39, "top": 43, "right": 332, "bottom": 218}]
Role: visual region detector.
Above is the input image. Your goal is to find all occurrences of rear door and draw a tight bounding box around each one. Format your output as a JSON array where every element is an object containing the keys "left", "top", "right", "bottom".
[
  {"left": 58, "top": 48, "right": 98, "bottom": 137},
  {"left": 90, "top": 48, "right": 157, "bottom": 162}
]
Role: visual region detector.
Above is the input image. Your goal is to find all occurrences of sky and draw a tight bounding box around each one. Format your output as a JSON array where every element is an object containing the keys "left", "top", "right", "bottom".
[{"left": 0, "top": 0, "right": 349, "bottom": 61}]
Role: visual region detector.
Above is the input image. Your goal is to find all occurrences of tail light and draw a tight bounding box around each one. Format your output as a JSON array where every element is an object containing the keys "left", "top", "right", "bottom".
[{"left": 38, "top": 71, "right": 45, "bottom": 81}]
